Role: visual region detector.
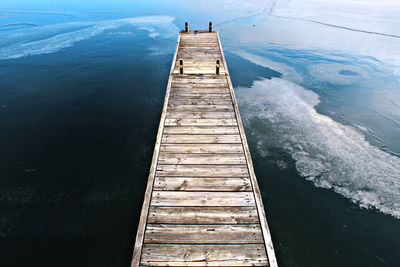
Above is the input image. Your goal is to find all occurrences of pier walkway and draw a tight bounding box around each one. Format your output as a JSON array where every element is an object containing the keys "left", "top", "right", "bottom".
[{"left": 131, "top": 24, "right": 277, "bottom": 267}]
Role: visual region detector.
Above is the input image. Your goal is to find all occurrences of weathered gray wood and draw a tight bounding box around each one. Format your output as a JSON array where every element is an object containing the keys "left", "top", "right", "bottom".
[
  {"left": 150, "top": 191, "right": 255, "bottom": 206},
  {"left": 132, "top": 30, "right": 276, "bottom": 267},
  {"left": 163, "top": 126, "right": 238, "bottom": 135},
  {"left": 144, "top": 224, "right": 264, "bottom": 244},
  {"left": 156, "top": 164, "right": 249, "bottom": 177},
  {"left": 148, "top": 206, "right": 258, "bottom": 224},
  {"left": 174, "top": 69, "right": 224, "bottom": 74},
  {"left": 158, "top": 153, "right": 246, "bottom": 165},
  {"left": 180, "top": 44, "right": 219, "bottom": 47},
  {"left": 153, "top": 177, "right": 251, "bottom": 191},
  {"left": 173, "top": 75, "right": 224, "bottom": 80},
  {"left": 141, "top": 244, "right": 268, "bottom": 266},
  {"left": 167, "top": 105, "right": 234, "bottom": 112},
  {"left": 166, "top": 111, "right": 235, "bottom": 119},
  {"left": 165, "top": 118, "right": 237, "bottom": 126},
  {"left": 171, "top": 88, "right": 229, "bottom": 94},
  {"left": 170, "top": 93, "right": 230, "bottom": 98},
  {"left": 162, "top": 134, "right": 241, "bottom": 144},
  {"left": 160, "top": 144, "right": 244, "bottom": 154},
  {"left": 168, "top": 99, "right": 232, "bottom": 106},
  {"left": 172, "top": 80, "right": 227, "bottom": 84},
  {"left": 170, "top": 85, "right": 228, "bottom": 89}
]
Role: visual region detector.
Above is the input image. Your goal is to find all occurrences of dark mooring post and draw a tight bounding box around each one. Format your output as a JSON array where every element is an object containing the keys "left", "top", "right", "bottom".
[
  {"left": 216, "top": 59, "right": 220, "bottom": 75},
  {"left": 209, "top": 22, "right": 213, "bottom": 32},
  {"left": 185, "top": 22, "right": 189, "bottom": 32},
  {"left": 180, "top": 59, "right": 184, "bottom": 74}
]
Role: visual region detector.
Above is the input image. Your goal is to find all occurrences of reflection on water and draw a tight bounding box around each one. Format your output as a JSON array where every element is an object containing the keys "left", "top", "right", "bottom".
[{"left": 1, "top": 0, "right": 399, "bottom": 266}]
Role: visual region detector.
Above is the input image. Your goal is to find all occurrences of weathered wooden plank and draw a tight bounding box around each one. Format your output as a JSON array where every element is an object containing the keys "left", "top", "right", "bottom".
[
  {"left": 140, "top": 244, "right": 268, "bottom": 266},
  {"left": 153, "top": 177, "right": 251, "bottom": 191},
  {"left": 165, "top": 118, "right": 237, "bottom": 126},
  {"left": 172, "top": 82, "right": 227, "bottom": 86},
  {"left": 179, "top": 46, "right": 219, "bottom": 49},
  {"left": 180, "top": 39, "right": 218, "bottom": 43},
  {"left": 172, "top": 79, "right": 227, "bottom": 84},
  {"left": 173, "top": 75, "right": 224, "bottom": 80},
  {"left": 162, "top": 134, "right": 240, "bottom": 144},
  {"left": 169, "top": 93, "right": 230, "bottom": 98},
  {"left": 150, "top": 191, "right": 254, "bottom": 206},
  {"left": 160, "top": 144, "right": 244, "bottom": 153},
  {"left": 180, "top": 35, "right": 218, "bottom": 38},
  {"left": 158, "top": 153, "right": 245, "bottom": 165},
  {"left": 174, "top": 69, "right": 226, "bottom": 75},
  {"left": 166, "top": 111, "right": 235, "bottom": 119},
  {"left": 155, "top": 165, "right": 249, "bottom": 177},
  {"left": 163, "top": 126, "right": 238, "bottom": 135},
  {"left": 180, "top": 37, "right": 218, "bottom": 41},
  {"left": 170, "top": 88, "right": 229, "bottom": 94},
  {"left": 147, "top": 206, "right": 258, "bottom": 224},
  {"left": 180, "top": 43, "right": 219, "bottom": 47},
  {"left": 173, "top": 65, "right": 223, "bottom": 71},
  {"left": 144, "top": 224, "right": 263, "bottom": 244},
  {"left": 171, "top": 82, "right": 227, "bottom": 85},
  {"left": 169, "top": 97, "right": 231, "bottom": 103},
  {"left": 173, "top": 60, "right": 223, "bottom": 65},
  {"left": 179, "top": 43, "right": 219, "bottom": 47},
  {"left": 170, "top": 87, "right": 229, "bottom": 92},
  {"left": 180, "top": 38, "right": 218, "bottom": 42},
  {"left": 177, "top": 53, "right": 220, "bottom": 57},
  {"left": 174, "top": 57, "right": 221, "bottom": 62},
  {"left": 167, "top": 104, "right": 233, "bottom": 112}
]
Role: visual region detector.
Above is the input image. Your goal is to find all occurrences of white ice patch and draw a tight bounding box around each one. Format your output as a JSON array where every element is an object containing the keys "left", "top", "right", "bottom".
[
  {"left": 236, "top": 77, "right": 400, "bottom": 218},
  {"left": 231, "top": 49, "right": 303, "bottom": 83},
  {"left": 0, "top": 15, "right": 178, "bottom": 60},
  {"left": 308, "top": 63, "right": 369, "bottom": 85}
]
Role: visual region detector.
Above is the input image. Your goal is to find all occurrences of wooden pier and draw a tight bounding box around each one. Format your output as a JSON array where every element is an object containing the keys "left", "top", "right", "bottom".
[{"left": 131, "top": 23, "right": 277, "bottom": 267}]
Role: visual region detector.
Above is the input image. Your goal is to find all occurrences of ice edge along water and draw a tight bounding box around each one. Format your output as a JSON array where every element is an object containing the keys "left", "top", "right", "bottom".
[
  {"left": 0, "top": 15, "right": 178, "bottom": 60},
  {"left": 236, "top": 77, "right": 400, "bottom": 219}
]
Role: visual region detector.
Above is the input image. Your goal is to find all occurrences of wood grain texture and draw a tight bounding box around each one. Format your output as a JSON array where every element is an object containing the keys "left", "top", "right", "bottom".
[
  {"left": 150, "top": 191, "right": 255, "bottom": 206},
  {"left": 166, "top": 111, "right": 236, "bottom": 119},
  {"left": 163, "top": 126, "right": 239, "bottom": 135},
  {"left": 153, "top": 177, "right": 251, "bottom": 191},
  {"left": 158, "top": 153, "right": 246, "bottom": 165},
  {"left": 141, "top": 244, "right": 268, "bottom": 266},
  {"left": 132, "top": 30, "right": 275, "bottom": 267},
  {"left": 167, "top": 105, "right": 234, "bottom": 113},
  {"left": 165, "top": 118, "right": 237, "bottom": 126},
  {"left": 144, "top": 224, "right": 264, "bottom": 244},
  {"left": 161, "top": 134, "right": 241, "bottom": 144},
  {"left": 156, "top": 164, "right": 249, "bottom": 177},
  {"left": 160, "top": 144, "right": 244, "bottom": 153},
  {"left": 148, "top": 206, "right": 259, "bottom": 224}
]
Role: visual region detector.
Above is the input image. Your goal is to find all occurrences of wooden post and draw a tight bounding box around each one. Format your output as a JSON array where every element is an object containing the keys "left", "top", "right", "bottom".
[
  {"left": 185, "top": 22, "right": 189, "bottom": 32},
  {"left": 209, "top": 22, "right": 213, "bottom": 32},
  {"left": 216, "top": 59, "right": 220, "bottom": 75},
  {"left": 179, "top": 59, "right": 184, "bottom": 74}
]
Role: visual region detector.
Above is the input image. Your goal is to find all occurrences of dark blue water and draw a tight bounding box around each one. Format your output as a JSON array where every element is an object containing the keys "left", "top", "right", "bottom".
[{"left": 1, "top": 1, "right": 400, "bottom": 266}]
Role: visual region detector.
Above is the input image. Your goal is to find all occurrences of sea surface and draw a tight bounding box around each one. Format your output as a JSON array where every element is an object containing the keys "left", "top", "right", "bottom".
[{"left": 1, "top": 1, "right": 400, "bottom": 266}]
